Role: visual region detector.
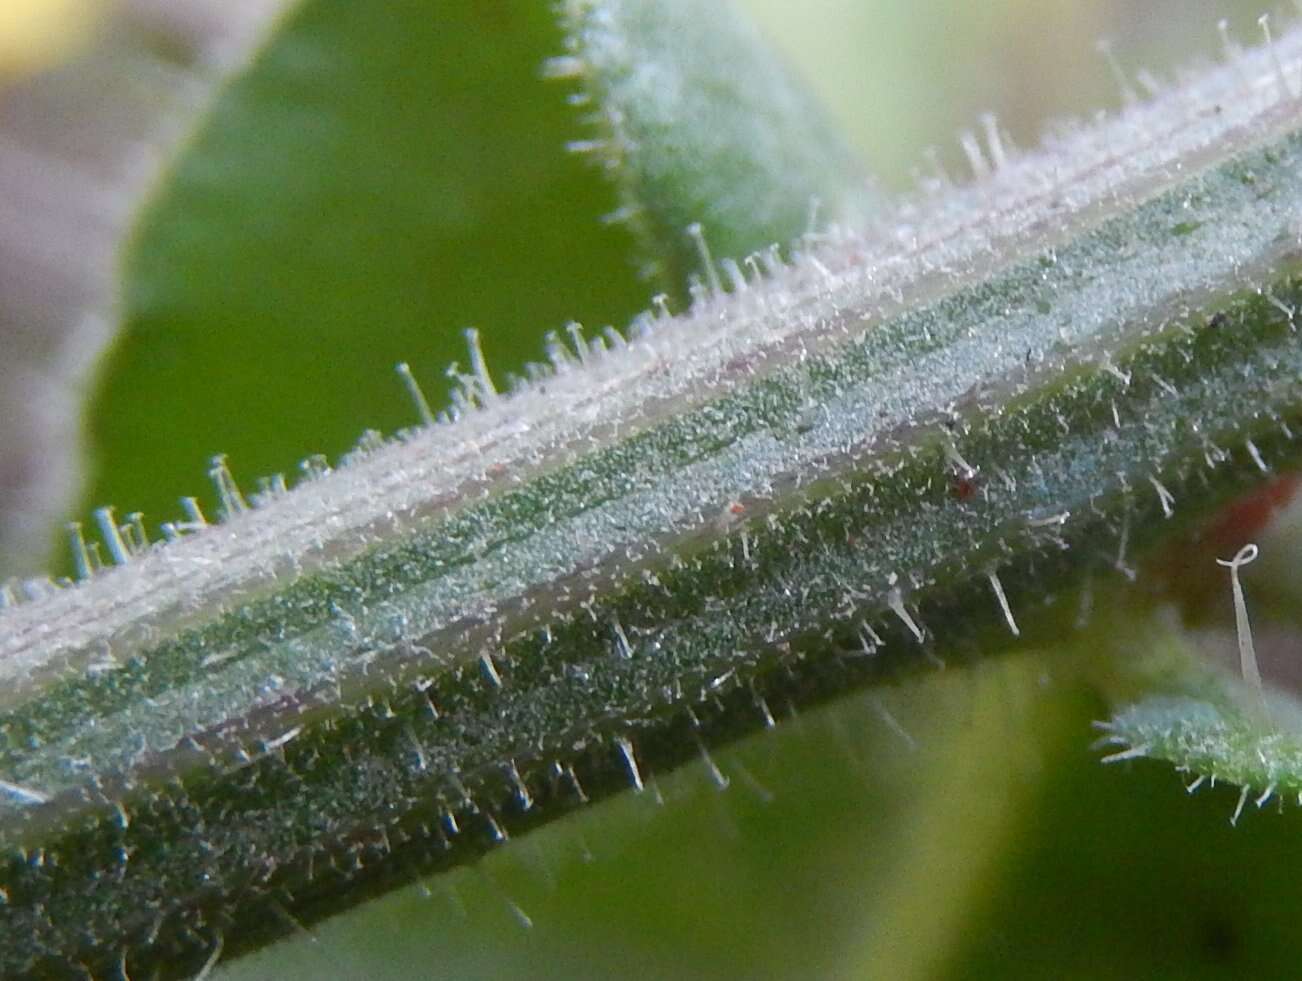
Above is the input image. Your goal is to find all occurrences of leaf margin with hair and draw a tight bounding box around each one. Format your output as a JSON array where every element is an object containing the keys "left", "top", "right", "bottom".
[
  {"left": 1100, "top": 692, "right": 1302, "bottom": 813},
  {"left": 553, "top": 0, "right": 873, "bottom": 292},
  {"left": 8, "top": 22, "right": 1302, "bottom": 979},
  {"left": 1097, "top": 608, "right": 1302, "bottom": 814}
]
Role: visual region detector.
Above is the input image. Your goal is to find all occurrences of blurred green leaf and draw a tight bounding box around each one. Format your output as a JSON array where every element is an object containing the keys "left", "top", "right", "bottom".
[
  {"left": 557, "top": 0, "right": 872, "bottom": 297},
  {"left": 80, "top": 0, "right": 649, "bottom": 545}
]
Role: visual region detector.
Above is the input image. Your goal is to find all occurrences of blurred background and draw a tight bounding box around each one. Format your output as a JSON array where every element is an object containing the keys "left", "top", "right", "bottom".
[{"left": 4, "top": 1, "right": 1302, "bottom": 978}]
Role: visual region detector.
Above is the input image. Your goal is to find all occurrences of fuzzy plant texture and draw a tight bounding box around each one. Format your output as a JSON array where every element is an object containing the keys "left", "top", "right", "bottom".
[{"left": 6, "top": 1, "right": 1302, "bottom": 978}]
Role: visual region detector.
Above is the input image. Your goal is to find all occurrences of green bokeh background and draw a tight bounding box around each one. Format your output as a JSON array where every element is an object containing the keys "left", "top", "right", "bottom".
[{"left": 61, "top": 1, "right": 1302, "bottom": 977}]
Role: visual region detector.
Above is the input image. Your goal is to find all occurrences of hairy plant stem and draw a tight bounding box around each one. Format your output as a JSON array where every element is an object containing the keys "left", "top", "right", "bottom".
[{"left": 6, "top": 31, "right": 1302, "bottom": 978}]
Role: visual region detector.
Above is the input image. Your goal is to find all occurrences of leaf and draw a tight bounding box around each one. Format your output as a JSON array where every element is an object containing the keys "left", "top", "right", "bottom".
[
  {"left": 79, "top": 0, "right": 650, "bottom": 553},
  {"left": 0, "top": 0, "right": 286, "bottom": 576},
  {"left": 1098, "top": 618, "right": 1302, "bottom": 815},
  {"left": 1099, "top": 509, "right": 1302, "bottom": 809},
  {"left": 1101, "top": 694, "right": 1302, "bottom": 809},
  {"left": 556, "top": 0, "right": 873, "bottom": 293}
]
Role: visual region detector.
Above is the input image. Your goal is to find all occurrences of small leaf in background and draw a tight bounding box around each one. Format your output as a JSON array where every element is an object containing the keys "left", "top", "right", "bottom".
[
  {"left": 1098, "top": 598, "right": 1302, "bottom": 812},
  {"left": 79, "top": 1, "right": 650, "bottom": 548},
  {"left": 556, "top": 0, "right": 874, "bottom": 294},
  {"left": 1101, "top": 484, "right": 1302, "bottom": 810},
  {"left": 1101, "top": 694, "right": 1302, "bottom": 813}
]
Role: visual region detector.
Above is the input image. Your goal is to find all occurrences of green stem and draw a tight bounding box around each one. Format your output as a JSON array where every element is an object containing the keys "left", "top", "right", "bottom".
[{"left": 5, "top": 31, "right": 1302, "bottom": 978}]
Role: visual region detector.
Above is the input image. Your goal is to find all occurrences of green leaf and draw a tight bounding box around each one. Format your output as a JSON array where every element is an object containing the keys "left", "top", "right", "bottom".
[
  {"left": 1099, "top": 620, "right": 1302, "bottom": 817},
  {"left": 556, "top": 0, "right": 872, "bottom": 294},
  {"left": 0, "top": 0, "right": 287, "bottom": 576},
  {"left": 1099, "top": 524, "right": 1302, "bottom": 811},
  {"left": 79, "top": 0, "right": 649, "bottom": 553},
  {"left": 1102, "top": 694, "right": 1302, "bottom": 814}
]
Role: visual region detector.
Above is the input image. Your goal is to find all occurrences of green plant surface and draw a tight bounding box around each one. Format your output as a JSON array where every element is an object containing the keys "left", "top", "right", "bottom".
[
  {"left": 1099, "top": 626, "right": 1302, "bottom": 810},
  {"left": 7, "top": 2, "right": 1302, "bottom": 978},
  {"left": 80, "top": 0, "right": 650, "bottom": 551},
  {"left": 8, "top": 12, "right": 1302, "bottom": 971},
  {"left": 221, "top": 652, "right": 1089, "bottom": 981},
  {"left": 1104, "top": 694, "right": 1302, "bottom": 803},
  {"left": 556, "top": 0, "right": 872, "bottom": 292},
  {"left": 222, "top": 659, "right": 1302, "bottom": 981}
]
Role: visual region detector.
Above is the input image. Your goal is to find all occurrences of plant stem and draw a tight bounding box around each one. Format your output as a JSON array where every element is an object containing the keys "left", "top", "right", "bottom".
[{"left": 5, "top": 29, "right": 1302, "bottom": 978}]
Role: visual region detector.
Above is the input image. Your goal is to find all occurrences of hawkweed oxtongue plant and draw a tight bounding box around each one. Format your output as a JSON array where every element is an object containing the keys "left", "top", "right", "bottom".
[{"left": 7, "top": 2, "right": 1302, "bottom": 976}]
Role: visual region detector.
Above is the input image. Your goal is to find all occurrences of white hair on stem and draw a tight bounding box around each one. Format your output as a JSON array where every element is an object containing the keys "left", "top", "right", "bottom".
[
  {"left": 396, "top": 362, "right": 436, "bottom": 428},
  {"left": 987, "top": 570, "right": 1020, "bottom": 637}
]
